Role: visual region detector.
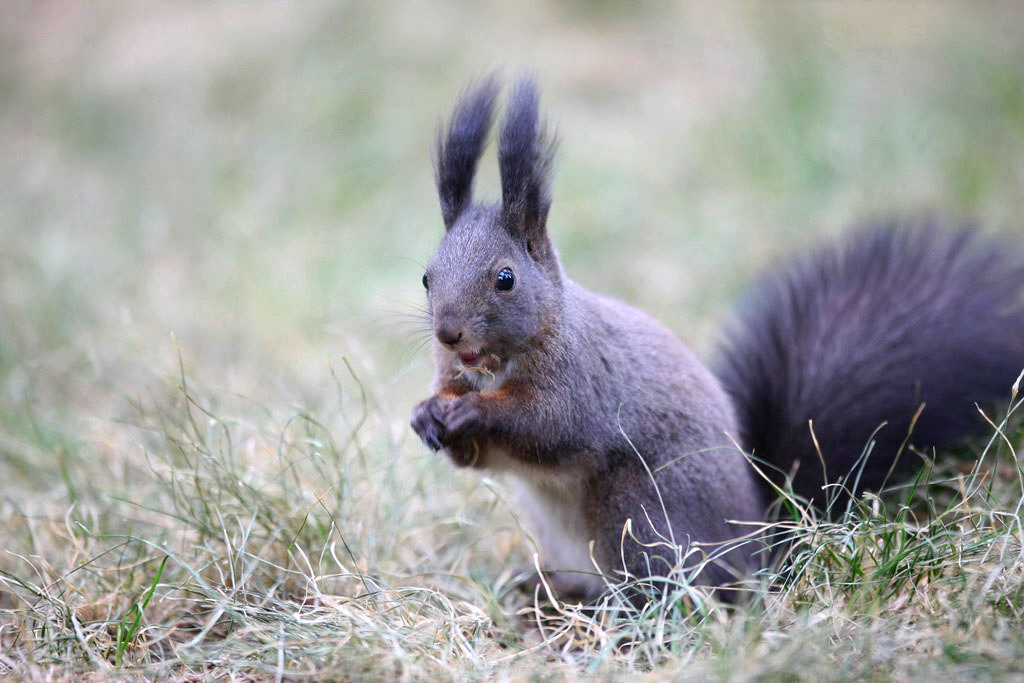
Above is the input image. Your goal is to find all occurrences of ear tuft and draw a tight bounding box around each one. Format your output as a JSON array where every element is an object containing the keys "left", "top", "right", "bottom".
[
  {"left": 499, "top": 77, "right": 557, "bottom": 245},
  {"left": 435, "top": 75, "right": 501, "bottom": 229}
]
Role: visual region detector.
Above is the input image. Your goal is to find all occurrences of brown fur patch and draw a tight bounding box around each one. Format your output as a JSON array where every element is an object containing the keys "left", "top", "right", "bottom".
[
  {"left": 481, "top": 379, "right": 533, "bottom": 406},
  {"left": 437, "top": 379, "right": 472, "bottom": 399}
]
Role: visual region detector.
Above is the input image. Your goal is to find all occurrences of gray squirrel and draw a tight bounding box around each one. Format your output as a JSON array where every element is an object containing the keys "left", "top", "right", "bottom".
[{"left": 410, "top": 75, "right": 1024, "bottom": 600}]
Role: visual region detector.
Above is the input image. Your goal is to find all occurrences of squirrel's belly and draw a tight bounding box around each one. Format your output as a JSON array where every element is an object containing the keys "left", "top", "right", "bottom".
[{"left": 485, "top": 448, "right": 604, "bottom": 596}]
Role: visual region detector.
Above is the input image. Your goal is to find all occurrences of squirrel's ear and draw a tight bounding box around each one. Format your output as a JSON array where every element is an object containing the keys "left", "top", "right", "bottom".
[
  {"left": 499, "top": 77, "right": 557, "bottom": 255},
  {"left": 435, "top": 76, "right": 500, "bottom": 230}
]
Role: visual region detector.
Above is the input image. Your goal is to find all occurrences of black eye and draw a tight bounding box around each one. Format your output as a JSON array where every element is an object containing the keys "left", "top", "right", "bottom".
[
  {"left": 422, "top": 272, "right": 429, "bottom": 290},
  {"left": 495, "top": 267, "right": 515, "bottom": 292}
]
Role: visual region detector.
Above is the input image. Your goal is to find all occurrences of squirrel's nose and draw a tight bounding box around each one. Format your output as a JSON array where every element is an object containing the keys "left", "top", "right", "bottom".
[{"left": 436, "top": 326, "right": 464, "bottom": 347}]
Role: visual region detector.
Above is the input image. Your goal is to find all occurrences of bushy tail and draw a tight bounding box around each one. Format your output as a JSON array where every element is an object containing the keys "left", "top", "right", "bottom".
[{"left": 716, "top": 220, "right": 1024, "bottom": 510}]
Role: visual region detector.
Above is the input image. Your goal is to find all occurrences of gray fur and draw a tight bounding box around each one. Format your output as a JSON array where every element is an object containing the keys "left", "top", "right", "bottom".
[
  {"left": 716, "top": 222, "right": 1024, "bottom": 511},
  {"left": 434, "top": 76, "right": 500, "bottom": 229},
  {"left": 411, "top": 78, "right": 1024, "bottom": 601},
  {"left": 412, "top": 78, "right": 764, "bottom": 598}
]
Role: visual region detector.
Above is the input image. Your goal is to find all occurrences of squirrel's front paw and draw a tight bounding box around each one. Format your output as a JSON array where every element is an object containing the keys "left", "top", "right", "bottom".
[
  {"left": 444, "top": 393, "right": 488, "bottom": 442},
  {"left": 410, "top": 396, "right": 449, "bottom": 451}
]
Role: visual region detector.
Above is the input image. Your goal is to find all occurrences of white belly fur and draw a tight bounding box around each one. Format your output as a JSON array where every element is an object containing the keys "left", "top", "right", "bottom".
[
  {"left": 485, "top": 448, "right": 605, "bottom": 596},
  {"left": 462, "top": 357, "right": 516, "bottom": 392}
]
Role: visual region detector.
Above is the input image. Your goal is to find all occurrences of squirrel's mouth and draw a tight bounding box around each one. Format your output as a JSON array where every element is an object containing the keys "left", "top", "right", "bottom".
[
  {"left": 458, "top": 349, "right": 503, "bottom": 371},
  {"left": 459, "top": 350, "right": 484, "bottom": 365},
  {"left": 456, "top": 348, "right": 503, "bottom": 373}
]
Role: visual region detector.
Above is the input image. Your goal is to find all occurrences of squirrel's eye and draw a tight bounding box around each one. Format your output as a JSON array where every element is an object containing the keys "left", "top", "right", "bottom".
[
  {"left": 495, "top": 267, "right": 515, "bottom": 292},
  {"left": 422, "top": 272, "right": 429, "bottom": 290}
]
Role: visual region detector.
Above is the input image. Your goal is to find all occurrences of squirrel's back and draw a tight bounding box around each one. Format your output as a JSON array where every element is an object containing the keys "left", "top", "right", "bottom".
[{"left": 716, "top": 221, "right": 1024, "bottom": 510}]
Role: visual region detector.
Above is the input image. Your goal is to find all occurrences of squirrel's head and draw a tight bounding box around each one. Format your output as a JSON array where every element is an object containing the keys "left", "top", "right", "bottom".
[{"left": 423, "top": 76, "right": 563, "bottom": 373}]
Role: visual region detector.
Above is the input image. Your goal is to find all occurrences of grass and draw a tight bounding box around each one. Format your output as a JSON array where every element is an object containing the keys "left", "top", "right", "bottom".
[
  {"left": 3, "top": 358, "right": 1023, "bottom": 679},
  {"left": 3, "top": 1, "right": 1024, "bottom": 679}
]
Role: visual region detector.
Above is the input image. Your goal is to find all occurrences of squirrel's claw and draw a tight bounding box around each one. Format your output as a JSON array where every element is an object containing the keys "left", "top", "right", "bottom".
[
  {"left": 411, "top": 396, "right": 448, "bottom": 452},
  {"left": 444, "top": 393, "right": 485, "bottom": 442}
]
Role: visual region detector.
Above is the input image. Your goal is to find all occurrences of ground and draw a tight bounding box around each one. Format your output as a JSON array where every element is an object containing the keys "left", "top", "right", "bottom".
[{"left": 3, "top": 1, "right": 1024, "bottom": 679}]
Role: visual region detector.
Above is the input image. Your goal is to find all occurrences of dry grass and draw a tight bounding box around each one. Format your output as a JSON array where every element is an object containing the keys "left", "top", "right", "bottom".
[
  {"left": 3, "top": 1, "right": 1024, "bottom": 679},
  {"left": 3, "top": 354, "right": 1023, "bottom": 679}
]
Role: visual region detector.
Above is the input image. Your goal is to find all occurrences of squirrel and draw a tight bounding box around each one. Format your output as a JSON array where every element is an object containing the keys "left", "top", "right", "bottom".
[{"left": 409, "top": 75, "right": 1024, "bottom": 601}]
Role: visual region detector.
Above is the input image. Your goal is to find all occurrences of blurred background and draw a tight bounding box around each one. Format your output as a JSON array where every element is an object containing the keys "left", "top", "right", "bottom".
[{"left": 3, "top": 0, "right": 1024, "bottom": 520}]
